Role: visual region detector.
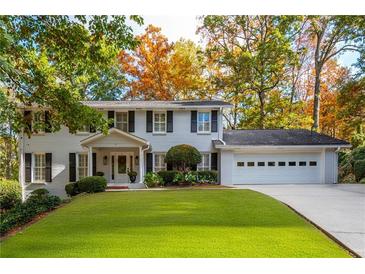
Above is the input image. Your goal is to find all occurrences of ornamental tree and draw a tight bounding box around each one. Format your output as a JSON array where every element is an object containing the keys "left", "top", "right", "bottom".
[{"left": 165, "top": 144, "right": 202, "bottom": 172}]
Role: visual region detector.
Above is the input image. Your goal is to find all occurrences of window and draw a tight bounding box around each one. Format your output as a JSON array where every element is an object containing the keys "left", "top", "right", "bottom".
[
  {"left": 33, "top": 112, "right": 45, "bottom": 134},
  {"left": 154, "top": 154, "right": 166, "bottom": 172},
  {"left": 116, "top": 112, "right": 128, "bottom": 132},
  {"left": 78, "top": 154, "right": 88, "bottom": 179},
  {"left": 198, "top": 111, "right": 210, "bottom": 133},
  {"left": 247, "top": 162, "right": 255, "bottom": 167},
  {"left": 117, "top": 155, "right": 127, "bottom": 174},
  {"left": 299, "top": 161, "right": 307, "bottom": 166},
  {"left": 278, "top": 161, "right": 286, "bottom": 166},
  {"left": 258, "top": 162, "right": 265, "bottom": 167},
  {"left": 268, "top": 162, "right": 275, "bottom": 167},
  {"left": 34, "top": 153, "right": 46, "bottom": 182},
  {"left": 154, "top": 112, "right": 166, "bottom": 133},
  {"left": 289, "top": 161, "right": 296, "bottom": 166},
  {"left": 198, "top": 153, "right": 210, "bottom": 171},
  {"left": 309, "top": 161, "right": 317, "bottom": 166},
  {"left": 237, "top": 162, "right": 245, "bottom": 167}
]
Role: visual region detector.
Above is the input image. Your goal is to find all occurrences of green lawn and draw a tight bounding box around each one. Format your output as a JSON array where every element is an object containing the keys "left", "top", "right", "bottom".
[{"left": 0, "top": 189, "right": 350, "bottom": 258}]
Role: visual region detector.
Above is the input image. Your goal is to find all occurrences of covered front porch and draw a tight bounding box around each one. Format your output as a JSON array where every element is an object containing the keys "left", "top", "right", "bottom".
[{"left": 80, "top": 128, "right": 149, "bottom": 187}]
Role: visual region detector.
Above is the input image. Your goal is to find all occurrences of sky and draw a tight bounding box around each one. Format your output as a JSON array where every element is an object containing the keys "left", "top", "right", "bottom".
[{"left": 129, "top": 15, "right": 359, "bottom": 70}]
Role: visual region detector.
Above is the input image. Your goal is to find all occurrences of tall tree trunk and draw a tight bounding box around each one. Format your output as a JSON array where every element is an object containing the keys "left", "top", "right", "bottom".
[
  {"left": 258, "top": 92, "right": 265, "bottom": 129},
  {"left": 312, "top": 64, "right": 321, "bottom": 131}
]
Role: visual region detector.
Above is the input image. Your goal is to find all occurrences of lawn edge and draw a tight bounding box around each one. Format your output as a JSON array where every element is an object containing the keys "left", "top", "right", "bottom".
[{"left": 283, "top": 203, "right": 360, "bottom": 258}]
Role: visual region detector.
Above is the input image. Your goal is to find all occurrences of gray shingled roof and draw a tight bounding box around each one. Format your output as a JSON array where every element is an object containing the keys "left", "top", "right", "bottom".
[
  {"left": 222, "top": 129, "right": 350, "bottom": 146},
  {"left": 82, "top": 100, "right": 231, "bottom": 108}
]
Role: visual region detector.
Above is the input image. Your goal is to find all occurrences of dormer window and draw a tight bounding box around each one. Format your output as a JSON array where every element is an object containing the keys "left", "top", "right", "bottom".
[
  {"left": 153, "top": 112, "right": 166, "bottom": 133},
  {"left": 198, "top": 111, "right": 210, "bottom": 133}
]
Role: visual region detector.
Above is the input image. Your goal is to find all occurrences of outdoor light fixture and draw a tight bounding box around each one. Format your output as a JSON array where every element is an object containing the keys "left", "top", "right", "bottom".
[{"left": 103, "top": 155, "right": 108, "bottom": 165}]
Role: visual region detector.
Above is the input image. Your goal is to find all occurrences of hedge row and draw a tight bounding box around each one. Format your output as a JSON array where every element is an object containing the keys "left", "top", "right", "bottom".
[
  {"left": 0, "top": 178, "right": 22, "bottom": 210},
  {"left": 0, "top": 189, "right": 61, "bottom": 235}
]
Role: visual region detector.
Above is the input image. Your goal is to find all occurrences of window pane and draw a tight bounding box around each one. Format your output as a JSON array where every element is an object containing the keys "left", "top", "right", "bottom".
[
  {"left": 299, "top": 161, "right": 307, "bottom": 166},
  {"left": 78, "top": 154, "right": 88, "bottom": 179},
  {"left": 278, "top": 161, "right": 286, "bottom": 166},
  {"left": 34, "top": 154, "right": 45, "bottom": 181},
  {"left": 247, "top": 162, "right": 255, "bottom": 167},
  {"left": 118, "top": 155, "right": 127, "bottom": 174},
  {"left": 258, "top": 162, "right": 265, "bottom": 167},
  {"left": 309, "top": 161, "right": 317, "bottom": 166},
  {"left": 289, "top": 161, "right": 296, "bottom": 166},
  {"left": 268, "top": 162, "right": 275, "bottom": 167}
]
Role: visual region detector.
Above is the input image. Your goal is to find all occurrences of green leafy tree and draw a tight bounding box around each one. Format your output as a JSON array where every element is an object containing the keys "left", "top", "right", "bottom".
[
  {"left": 0, "top": 16, "right": 143, "bottom": 136},
  {"left": 306, "top": 16, "right": 365, "bottom": 131},
  {"left": 198, "top": 15, "right": 303, "bottom": 129}
]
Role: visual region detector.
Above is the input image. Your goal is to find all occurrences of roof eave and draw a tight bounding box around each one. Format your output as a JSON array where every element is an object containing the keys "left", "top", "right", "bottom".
[{"left": 214, "top": 144, "right": 352, "bottom": 149}]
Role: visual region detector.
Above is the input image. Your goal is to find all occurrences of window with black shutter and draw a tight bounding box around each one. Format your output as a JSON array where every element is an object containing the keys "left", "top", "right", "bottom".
[
  {"left": 92, "top": 153, "right": 97, "bottom": 176},
  {"left": 211, "top": 153, "right": 218, "bottom": 171},
  {"left": 128, "top": 111, "right": 135, "bottom": 132},
  {"left": 146, "top": 153, "right": 153, "bottom": 172},
  {"left": 211, "top": 110, "right": 218, "bottom": 132},
  {"left": 146, "top": 111, "right": 153, "bottom": 132},
  {"left": 191, "top": 111, "right": 197, "bottom": 132},
  {"left": 45, "top": 153, "right": 52, "bottom": 182},
  {"left": 25, "top": 153, "right": 32, "bottom": 183},
  {"left": 167, "top": 111, "right": 173, "bottom": 132},
  {"left": 69, "top": 153, "right": 76, "bottom": 182},
  {"left": 108, "top": 111, "right": 115, "bottom": 128}
]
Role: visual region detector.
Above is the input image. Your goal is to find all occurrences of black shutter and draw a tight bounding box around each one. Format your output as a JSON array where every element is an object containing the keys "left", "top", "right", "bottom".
[
  {"left": 25, "top": 153, "right": 32, "bottom": 183},
  {"left": 69, "top": 153, "right": 76, "bottom": 182},
  {"left": 128, "top": 111, "right": 135, "bottom": 132},
  {"left": 92, "top": 153, "right": 96, "bottom": 176},
  {"left": 211, "top": 153, "right": 218, "bottom": 171},
  {"left": 211, "top": 110, "right": 218, "bottom": 132},
  {"left": 89, "top": 125, "right": 96, "bottom": 133},
  {"left": 167, "top": 111, "right": 173, "bottom": 132},
  {"left": 191, "top": 164, "right": 197, "bottom": 171},
  {"left": 146, "top": 153, "right": 153, "bottom": 172},
  {"left": 45, "top": 153, "right": 52, "bottom": 182},
  {"left": 45, "top": 111, "right": 52, "bottom": 133},
  {"left": 24, "top": 111, "right": 32, "bottom": 132},
  {"left": 167, "top": 162, "right": 173, "bottom": 171},
  {"left": 146, "top": 111, "right": 153, "bottom": 132},
  {"left": 191, "top": 111, "right": 197, "bottom": 132},
  {"left": 108, "top": 111, "right": 115, "bottom": 128}
]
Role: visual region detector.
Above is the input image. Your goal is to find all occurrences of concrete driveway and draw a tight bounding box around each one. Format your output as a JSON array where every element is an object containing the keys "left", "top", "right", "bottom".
[{"left": 235, "top": 184, "right": 365, "bottom": 257}]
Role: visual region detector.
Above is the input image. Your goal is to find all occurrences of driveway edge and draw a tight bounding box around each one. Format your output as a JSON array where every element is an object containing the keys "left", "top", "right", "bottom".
[{"left": 284, "top": 202, "right": 361, "bottom": 258}]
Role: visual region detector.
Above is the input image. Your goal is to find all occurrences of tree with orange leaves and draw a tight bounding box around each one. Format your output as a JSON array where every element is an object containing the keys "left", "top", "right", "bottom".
[{"left": 119, "top": 25, "right": 206, "bottom": 100}]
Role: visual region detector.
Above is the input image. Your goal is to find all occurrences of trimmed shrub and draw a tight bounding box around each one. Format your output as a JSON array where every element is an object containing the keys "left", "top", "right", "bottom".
[
  {"left": 0, "top": 178, "right": 21, "bottom": 210},
  {"left": 157, "top": 171, "right": 179, "bottom": 185},
  {"left": 77, "top": 176, "right": 107, "bottom": 193},
  {"left": 65, "top": 183, "right": 79, "bottom": 197},
  {"left": 144, "top": 172, "right": 164, "bottom": 187},
  {"left": 165, "top": 144, "right": 202, "bottom": 171},
  {"left": 197, "top": 171, "right": 218, "bottom": 184},
  {"left": 96, "top": 171, "right": 104, "bottom": 176},
  {"left": 30, "top": 188, "right": 49, "bottom": 198},
  {"left": 0, "top": 193, "right": 61, "bottom": 235},
  {"left": 360, "top": 178, "right": 365, "bottom": 184},
  {"left": 352, "top": 146, "right": 365, "bottom": 162},
  {"left": 354, "top": 160, "right": 365, "bottom": 181}
]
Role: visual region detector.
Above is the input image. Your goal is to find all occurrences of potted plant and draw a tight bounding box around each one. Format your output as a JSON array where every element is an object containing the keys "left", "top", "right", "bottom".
[{"left": 127, "top": 169, "right": 137, "bottom": 183}]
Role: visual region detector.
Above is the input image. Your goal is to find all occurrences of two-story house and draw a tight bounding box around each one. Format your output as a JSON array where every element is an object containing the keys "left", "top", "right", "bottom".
[{"left": 18, "top": 100, "right": 350, "bottom": 198}]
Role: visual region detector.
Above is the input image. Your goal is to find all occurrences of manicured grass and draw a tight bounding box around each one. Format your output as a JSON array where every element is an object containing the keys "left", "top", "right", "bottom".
[{"left": 0, "top": 190, "right": 350, "bottom": 258}]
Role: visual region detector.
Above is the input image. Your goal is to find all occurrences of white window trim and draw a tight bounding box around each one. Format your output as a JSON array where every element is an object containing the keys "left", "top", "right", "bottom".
[
  {"left": 197, "top": 153, "right": 211, "bottom": 171},
  {"left": 32, "top": 152, "right": 46, "bottom": 184},
  {"left": 115, "top": 111, "right": 129, "bottom": 132},
  {"left": 154, "top": 153, "right": 167, "bottom": 172},
  {"left": 197, "top": 111, "right": 211, "bottom": 134},
  {"left": 153, "top": 111, "right": 167, "bottom": 134},
  {"left": 77, "top": 152, "right": 89, "bottom": 180}
]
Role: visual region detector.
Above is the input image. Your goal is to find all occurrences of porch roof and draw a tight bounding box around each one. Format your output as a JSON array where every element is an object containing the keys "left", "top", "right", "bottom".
[{"left": 80, "top": 128, "right": 149, "bottom": 147}]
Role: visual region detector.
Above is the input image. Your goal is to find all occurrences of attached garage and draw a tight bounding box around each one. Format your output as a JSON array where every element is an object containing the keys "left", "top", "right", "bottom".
[
  {"left": 232, "top": 151, "right": 321, "bottom": 184},
  {"left": 215, "top": 129, "right": 351, "bottom": 185}
]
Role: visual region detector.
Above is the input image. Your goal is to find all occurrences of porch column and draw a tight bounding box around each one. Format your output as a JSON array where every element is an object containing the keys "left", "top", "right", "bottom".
[
  {"left": 139, "top": 146, "right": 143, "bottom": 183},
  {"left": 88, "top": 146, "right": 93, "bottom": 176}
]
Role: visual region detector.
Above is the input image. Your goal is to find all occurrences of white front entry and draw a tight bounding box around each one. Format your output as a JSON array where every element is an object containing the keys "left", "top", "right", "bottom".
[
  {"left": 232, "top": 152, "right": 322, "bottom": 184},
  {"left": 110, "top": 152, "right": 134, "bottom": 184}
]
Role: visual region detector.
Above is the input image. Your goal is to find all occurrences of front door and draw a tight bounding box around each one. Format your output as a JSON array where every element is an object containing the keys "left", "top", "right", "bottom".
[{"left": 111, "top": 152, "right": 130, "bottom": 184}]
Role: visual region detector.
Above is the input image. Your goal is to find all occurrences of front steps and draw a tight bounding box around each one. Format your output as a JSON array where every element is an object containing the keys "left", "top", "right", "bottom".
[{"left": 106, "top": 183, "right": 146, "bottom": 191}]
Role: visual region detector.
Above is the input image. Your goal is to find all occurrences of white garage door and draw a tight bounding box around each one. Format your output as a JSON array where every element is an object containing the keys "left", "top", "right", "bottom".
[{"left": 233, "top": 152, "right": 322, "bottom": 184}]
